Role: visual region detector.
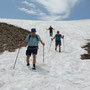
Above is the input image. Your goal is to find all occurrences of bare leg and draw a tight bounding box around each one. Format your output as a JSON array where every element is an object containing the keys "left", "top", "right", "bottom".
[
  {"left": 33, "top": 54, "right": 36, "bottom": 65},
  {"left": 59, "top": 45, "right": 61, "bottom": 52},
  {"left": 26, "top": 55, "right": 30, "bottom": 65},
  {"left": 32, "top": 54, "right": 36, "bottom": 69},
  {"left": 55, "top": 45, "right": 57, "bottom": 50}
]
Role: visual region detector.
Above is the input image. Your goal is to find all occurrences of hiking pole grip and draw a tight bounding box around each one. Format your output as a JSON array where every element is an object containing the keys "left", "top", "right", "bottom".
[{"left": 13, "top": 48, "right": 20, "bottom": 69}]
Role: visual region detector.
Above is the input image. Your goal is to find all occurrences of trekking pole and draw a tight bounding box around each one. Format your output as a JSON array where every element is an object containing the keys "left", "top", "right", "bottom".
[
  {"left": 13, "top": 48, "right": 20, "bottom": 69},
  {"left": 43, "top": 46, "right": 45, "bottom": 64},
  {"left": 49, "top": 40, "right": 52, "bottom": 51},
  {"left": 63, "top": 37, "right": 64, "bottom": 52}
]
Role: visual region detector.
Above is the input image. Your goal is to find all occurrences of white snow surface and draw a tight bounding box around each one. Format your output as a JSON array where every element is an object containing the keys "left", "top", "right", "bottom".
[{"left": 0, "top": 19, "right": 90, "bottom": 90}]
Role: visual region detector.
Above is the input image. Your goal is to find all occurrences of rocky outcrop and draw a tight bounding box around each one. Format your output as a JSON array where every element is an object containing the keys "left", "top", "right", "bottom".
[
  {"left": 81, "top": 42, "right": 90, "bottom": 60},
  {"left": 0, "top": 22, "right": 30, "bottom": 54}
]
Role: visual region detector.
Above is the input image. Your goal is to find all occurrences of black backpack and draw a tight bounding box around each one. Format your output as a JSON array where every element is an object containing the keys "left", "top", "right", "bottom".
[{"left": 28, "top": 34, "right": 39, "bottom": 41}]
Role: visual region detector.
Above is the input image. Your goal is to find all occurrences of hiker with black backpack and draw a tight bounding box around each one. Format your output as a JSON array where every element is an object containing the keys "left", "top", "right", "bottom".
[
  {"left": 51, "top": 31, "right": 64, "bottom": 52},
  {"left": 47, "top": 26, "right": 55, "bottom": 37},
  {"left": 19, "top": 28, "right": 45, "bottom": 70}
]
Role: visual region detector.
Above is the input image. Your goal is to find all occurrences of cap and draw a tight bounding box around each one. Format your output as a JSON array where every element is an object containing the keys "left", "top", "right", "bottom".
[
  {"left": 57, "top": 31, "right": 59, "bottom": 33},
  {"left": 31, "top": 28, "right": 36, "bottom": 32}
]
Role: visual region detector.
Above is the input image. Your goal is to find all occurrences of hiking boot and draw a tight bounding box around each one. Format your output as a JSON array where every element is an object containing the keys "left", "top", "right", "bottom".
[
  {"left": 32, "top": 67, "right": 36, "bottom": 70},
  {"left": 55, "top": 48, "right": 57, "bottom": 51},
  {"left": 27, "top": 63, "right": 30, "bottom": 66},
  {"left": 32, "top": 64, "right": 36, "bottom": 70},
  {"left": 59, "top": 50, "right": 61, "bottom": 52}
]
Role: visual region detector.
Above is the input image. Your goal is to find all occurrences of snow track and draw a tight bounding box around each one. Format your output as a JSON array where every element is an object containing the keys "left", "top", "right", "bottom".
[{"left": 0, "top": 19, "right": 90, "bottom": 90}]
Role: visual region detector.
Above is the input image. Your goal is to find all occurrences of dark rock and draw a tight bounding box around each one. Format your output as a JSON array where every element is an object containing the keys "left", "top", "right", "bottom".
[
  {"left": 81, "top": 42, "right": 90, "bottom": 60},
  {"left": 0, "top": 22, "right": 30, "bottom": 54}
]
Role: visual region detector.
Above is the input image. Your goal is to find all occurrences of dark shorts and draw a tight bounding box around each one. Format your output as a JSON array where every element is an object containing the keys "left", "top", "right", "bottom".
[
  {"left": 26, "top": 46, "right": 38, "bottom": 56},
  {"left": 56, "top": 41, "right": 61, "bottom": 46},
  {"left": 50, "top": 33, "right": 53, "bottom": 36}
]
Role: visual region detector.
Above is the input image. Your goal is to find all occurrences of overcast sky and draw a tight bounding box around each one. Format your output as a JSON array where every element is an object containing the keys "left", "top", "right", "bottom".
[{"left": 0, "top": 0, "right": 90, "bottom": 21}]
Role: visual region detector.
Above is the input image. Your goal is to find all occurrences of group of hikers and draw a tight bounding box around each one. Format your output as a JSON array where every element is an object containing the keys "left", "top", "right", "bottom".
[{"left": 18, "top": 26, "right": 64, "bottom": 70}]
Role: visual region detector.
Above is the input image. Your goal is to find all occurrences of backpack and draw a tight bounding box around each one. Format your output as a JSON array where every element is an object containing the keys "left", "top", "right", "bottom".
[
  {"left": 55, "top": 34, "right": 61, "bottom": 41},
  {"left": 28, "top": 34, "right": 39, "bottom": 41}
]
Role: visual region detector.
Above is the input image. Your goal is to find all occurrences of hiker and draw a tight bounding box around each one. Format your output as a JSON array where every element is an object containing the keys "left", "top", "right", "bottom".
[
  {"left": 18, "top": 28, "right": 45, "bottom": 70},
  {"left": 47, "top": 26, "right": 55, "bottom": 37},
  {"left": 51, "top": 31, "right": 64, "bottom": 52}
]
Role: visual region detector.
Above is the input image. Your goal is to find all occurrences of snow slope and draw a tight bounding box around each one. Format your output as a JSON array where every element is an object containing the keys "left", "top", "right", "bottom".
[{"left": 0, "top": 19, "right": 90, "bottom": 90}]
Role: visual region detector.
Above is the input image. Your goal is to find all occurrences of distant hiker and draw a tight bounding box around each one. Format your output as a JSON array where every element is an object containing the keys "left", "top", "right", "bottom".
[
  {"left": 47, "top": 26, "right": 55, "bottom": 37},
  {"left": 51, "top": 31, "right": 64, "bottom": 52},
  {"left": 19, "top": 28, "right": 45, "bottom": 70}
]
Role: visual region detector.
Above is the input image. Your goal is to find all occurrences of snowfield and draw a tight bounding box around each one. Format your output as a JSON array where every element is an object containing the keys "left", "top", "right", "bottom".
[{"left": 0, "top": 19, "right": 90, "bottom": 90}]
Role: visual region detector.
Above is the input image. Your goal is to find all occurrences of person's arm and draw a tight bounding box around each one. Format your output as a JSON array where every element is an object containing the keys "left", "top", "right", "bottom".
[
  {"left": 37, "top": 35, "right": 45, "bottom": 46},
  {"left": 18, "top": 40, "right": 27, "bottom": 48},
  {"left": 46, "top": 28, "right": 49, "bottom": 30},
  {"left": 18, "top": 34, "right": 30, "bottom": 48},
  {"left": 61, "top": 35, "right": 64, "bottom": 39},
  {"left": 40, "top": 40, "right": 45, "bottom": 46},
  {"left": 53, "top": 28, "right": 55, "bottom": 30},
  {"left": 51, "top": 35, "right": 56, "bottom": 41}
]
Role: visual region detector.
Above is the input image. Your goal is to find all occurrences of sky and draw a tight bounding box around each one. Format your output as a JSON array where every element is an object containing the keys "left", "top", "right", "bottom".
[{"left": 0, "top": 0, "right": 90, "bottom": 21}]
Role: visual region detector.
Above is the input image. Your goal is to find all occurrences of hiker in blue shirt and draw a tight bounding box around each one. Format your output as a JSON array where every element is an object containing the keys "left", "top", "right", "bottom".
[
  {"left": 19, "top": 28, "right": 45, "bottom": 70},
  {"left": 51, "top": 31, "right": 64, "bottom": 52}
]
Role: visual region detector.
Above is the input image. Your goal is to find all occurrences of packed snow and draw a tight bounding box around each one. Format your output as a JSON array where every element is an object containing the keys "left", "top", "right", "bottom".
[{"left": 0, "top": 19, "right": 90, "bottom": 90}]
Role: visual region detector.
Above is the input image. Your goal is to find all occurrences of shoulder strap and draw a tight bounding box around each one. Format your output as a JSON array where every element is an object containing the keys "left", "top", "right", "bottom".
[
  {"left": 35, "top": 35, "right": 39, "bottom": 41},
  {"left": 56, "top": 34, "right": 61, "bottom": 37},
  {"left": 28, "top": 34, "right": 31, "bottom": 41},
  {"left": 55, "top": 34, "right": 57, "bottom": 37},
  {"left": 59, "top": 34, "right": 61, "bottom": 37},
  {"left": 28, "top": 34, "right": 39, "bottom": 41}
]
